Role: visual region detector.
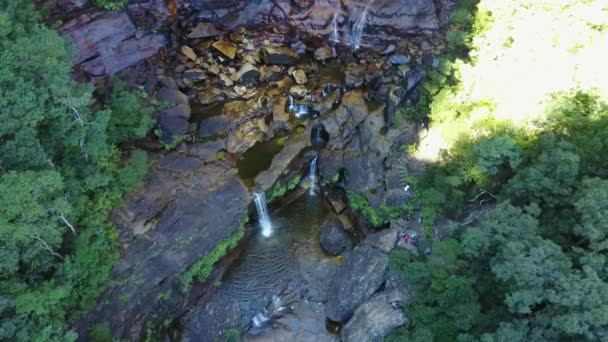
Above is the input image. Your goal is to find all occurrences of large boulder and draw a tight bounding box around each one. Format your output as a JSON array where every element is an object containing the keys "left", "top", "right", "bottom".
[
  {"left": 76, "top": 154, "right": 250, "bottom": 340},
  {"left": 326, "top": 244, "right": 389, "bottom": 322},
  {"left": 62, "top": 11, "right": 166, "bottom": 75},
  {"left": 341, "top": 289, "right": 408, "bottom": 342},
  {"left": 182, "top": 292, "right": 242, "bottom": 342},
  {"left": 319, "top": 218, "right": 352, "bottom": 255}
]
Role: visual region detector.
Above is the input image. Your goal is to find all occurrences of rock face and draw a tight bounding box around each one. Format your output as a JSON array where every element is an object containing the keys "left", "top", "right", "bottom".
[
  {"left": 319, "top": 218, "right": 352, "bottom": 255},
  {"left": 190, "top": 0, "right": 452, "bottom": 48},
  {"left": 76, "top": 152, "right": 250, "bottom": 340},
  {"left": 341, "top": 289, "right": 408, "bottom": 342},
  {"left": 182, "top": 292, "right": 242, "bottom": 342},
  {"left": 326, "top": 243, "right": 389, "bottom": 322},
  {"left": 62, "top": 11, "right": 166, "bottom": 75}
]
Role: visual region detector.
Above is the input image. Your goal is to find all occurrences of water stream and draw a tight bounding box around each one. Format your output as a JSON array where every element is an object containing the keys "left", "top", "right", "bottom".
[
  {"left": 350, "top": 1, "right": 373, "bottom": 49},
  {"left": 253, "top": 192, "right": 273, "bottom": 238},
  {"left": 330, "top": 0, "right": 341, "bottom": 43},
  {"left": 309, "top": 155, "right": 318, "bottom": 195}
]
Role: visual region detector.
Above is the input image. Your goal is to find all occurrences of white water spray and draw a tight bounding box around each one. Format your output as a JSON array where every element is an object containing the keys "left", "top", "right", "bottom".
[
  {"left": 351, "top": 1, "right": 373, "bottom": 49},
  {"left": 309, "top": 155, "right": 318, "bottom": 195},
  {"left": 330, "top": 0, "right": 341, "bottom": 43},
  {"left": 254, "top": 192, "right": 273, "bottom": 237}
]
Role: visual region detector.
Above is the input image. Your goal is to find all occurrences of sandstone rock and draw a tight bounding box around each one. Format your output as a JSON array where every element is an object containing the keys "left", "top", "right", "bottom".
[
  {"left": 326, "top": 243, "right": 389, "bottom": 322},
  {"left": 320, "top": 218, "right": 352, "bottom": 255},
  {"left": 344, "top": 63, "right": 365, "bottom": 88},
  {"left": 292, "top": 69, "right": 308, "bottom": 84},
  {"left": 219, "top": 73, "right": 234, "bottom": 86},
  {"left": 63, "top": 12, "right": 166, "bottom": 75},
  {"left": 262, "top": 46, "right": 299, "bottom": 65},
  {"left": 181, "top": 45, "right": 198, "bottom": 61},
  {"left": 314, "top": 46, "right": 333, "bottom": 61},
  {"left": 233, "top": 63, "right": 261, "bottom": 85},
  {"left": 212, "top": 40, "right": 238, "bottom": 59},
  {"left": 198, "top": 115, "right": 230, "bottom": 138},
  {"left": 367, "top": 226, "right": 399, "bottom": 254},
  {"left": 289, "top": 85, "right": 308, "bottom": 98},
  {"left": 198, "top": 87, "right": 226, "bottom": 105},
  {"left": 341, "top": 290, "right": 408, "bottom": 342},
  {"left": 254, "top": 136, "right": 307, "bottom": 191},
  {"left": 189, "top": 140, "right": 226, "bottom": 163},
  {"left": 189, "top": 22, "right": 221, "bottom": 38}
]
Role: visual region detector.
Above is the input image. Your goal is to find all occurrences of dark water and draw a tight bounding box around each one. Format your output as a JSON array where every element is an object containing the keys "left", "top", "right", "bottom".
[
  {"left": 236, "top": 136, "right": 286, "bottom": 181},
  {"left": 190, "top": 101, "right": 224, "bottom": 122},
  {"left": 219, "top": 193, "right": 330, "bottom": 309}
]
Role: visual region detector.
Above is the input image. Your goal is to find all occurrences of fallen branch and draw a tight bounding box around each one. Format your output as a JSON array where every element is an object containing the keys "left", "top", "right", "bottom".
[
  {"left": 59, "top": 212, "right": 76, "bottom": 235},
  {"left": 34, "top": 235, "right": 63, "bottom": 260}
]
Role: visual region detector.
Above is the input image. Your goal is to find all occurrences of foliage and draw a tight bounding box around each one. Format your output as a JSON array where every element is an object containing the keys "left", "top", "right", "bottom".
[
  {"left": 89, "top": 323, "right": 112, "bottom": 342},
  {"left": 224, "top": 328, "right": 241, "bottom": 342},
  {"left": 347, "top": 192, "right": 386, "bottom": 228},
  {"left": 287, "top": 175, "right": 301, "bottom": 190},
  {"left": 0, "top": 2, "right": 153, "bottom": 340},
  {"left": 106, "top": 79, "right": 154, "bottom": 145},
  {"left": 268, "top": 183, "right": 287, "bottom": 201},
  {"left": 180, "top": 219, "right": 246, "bottom": 292},
  {"left": 91, "top": 0, "right": 127, "bottom": 10}
]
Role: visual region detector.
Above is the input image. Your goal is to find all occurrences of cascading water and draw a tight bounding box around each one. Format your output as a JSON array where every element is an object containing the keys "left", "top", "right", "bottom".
[
  {"left": 350, "top": 1, "right": 373, "bottom": 49},
  {"left": 309, "top": 155, "right": 318, "bottom": 195},
  {"left": 330, "top": 0, "right": 341, "bottom": 43},
  {"left": 253, "top": 192, "right": 273, "bottom": 237}
]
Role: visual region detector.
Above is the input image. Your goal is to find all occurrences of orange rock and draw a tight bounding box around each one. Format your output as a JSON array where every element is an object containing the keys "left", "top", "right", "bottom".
[{"left": 212, "top": 41, "right": 237, "bottom": 60}]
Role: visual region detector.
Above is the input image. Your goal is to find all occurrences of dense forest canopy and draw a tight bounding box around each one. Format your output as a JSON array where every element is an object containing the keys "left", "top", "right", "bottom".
[
  {"left": 388, "top": 0, "right": 608, "bottom": 341},
  {"left": 0, "top": 1, "right": 152, "bottom": 340}
]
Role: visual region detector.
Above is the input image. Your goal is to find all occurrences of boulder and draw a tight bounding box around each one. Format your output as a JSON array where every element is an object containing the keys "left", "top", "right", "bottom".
[
  {"left": 212, "top": 40, "right": 238, "bottom": 59},
  {"left": 388, "top": 54, "right": 410, "bottom": 65},
  {"left": 157, "top": 86, "right": 189, "bottom": 106},
  {"left": 189, "top": 22, "right": 221, "bottom": 38},
  {"left": 314, "top": 46, "right": 333, "bottom": 61},
  {"left": 340, "top": 290, "right": 408, "bottom": 342},
  {"left": 320, "top": 218, "right": 352, "bottom": 255},
  {"left": 182, "top": 292, "right": 242, "bottom": 342},
  {"left": 62, "top": 11, "right": 166, "bottom": 75},
  {"left": 233, "top": 63, "right": 261, "bottom": 85},
  {"left": 367, "top": 226, "right": 399, "bottom": 254},
  {"left": 326, "top": 244, "right": 389, "bottom": 322},
  {"left": 198, "top": 115, "right": 230, "bottom": 138},
  {"left": 292, "top": 69, "right": 308, "bottom": 84},
  {"left": 261, "top": 46, "right": 299, "bottom": 65},
  {"left": 189, "top": 140, "right": 226, "bottom": 163}
]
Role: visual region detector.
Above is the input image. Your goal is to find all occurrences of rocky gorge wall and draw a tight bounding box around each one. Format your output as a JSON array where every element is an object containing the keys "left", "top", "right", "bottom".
[{"left": 54, "top": 0, "right": 457, "bottom": 340}]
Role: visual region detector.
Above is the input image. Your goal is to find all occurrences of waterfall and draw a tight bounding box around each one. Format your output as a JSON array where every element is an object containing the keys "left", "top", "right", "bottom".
[
  {"left": 350, "top": 1, "right": 372, "bottom": 49},
  {"left": 309, "top": 155, "right": 318, "bottom": 195},
  {"left": 330, "top": 0, "right": 341, "bottom": 43},
  {"left": 254, "top": 192, "right": 273, "bottom": 237}
]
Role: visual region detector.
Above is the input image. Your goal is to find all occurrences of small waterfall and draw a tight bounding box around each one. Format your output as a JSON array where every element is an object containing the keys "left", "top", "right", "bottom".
[
  {"left": 254, "top": 192, "right": 273, "bottom": 237},
  {"left": 330, "top": 0, "right": 341, "bottom": 43},
  {"left": 309, "top": 155, "right": 318, "bottom": 195},
  {"left": 350, "top": 1, "right": 372, "bottom": 49}
]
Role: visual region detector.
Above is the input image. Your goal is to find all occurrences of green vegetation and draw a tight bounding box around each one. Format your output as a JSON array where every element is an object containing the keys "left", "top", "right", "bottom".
[
  {"left": 180, "top": 217, "right": 246, "bottom": 292},
  {"left": 91, "top": 0, "right": 127, "bottom": 10},
  {"left": 269, "top": 183, "right": 287, "bottom": 201},
  {"left": 89, "top": 323, "right": 113, "bottom": 342},
  {"left": 224, "top": 328, "right": 241, "bottom": 342},
  {"left": 388, "top": 0, "right": 608, "bottom": 341},
  {"left": 287, "top": 175, "right": 301, "bottom": 190},
  {"left": 0, "top": 2, "right": 153, "bottom": 340},
  {"left": 348, "top": 192, "right": 414, "bottom": 228}
]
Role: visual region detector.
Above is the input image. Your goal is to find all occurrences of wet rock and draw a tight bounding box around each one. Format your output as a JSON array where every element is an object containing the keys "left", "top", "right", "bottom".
[
  {"left": 292, "top": 69, "right": 308, "bottom": 85},
  {"left": 212, "top": 40, "right": 238, "bottom": 59},
  {"left": 182, "top": 292, "right": 241, "bottom": 342},
  {"left": 262, "top": 46, "right": 299, "bottom": 65},
  {"left": 181, "top": 45, "right": 198, "bottom": 61},
  {"left": 405, "top": 67, "right": 425, "bottom": 92},
  {"left": 63, "top": 11, "right": 166, "bottom": 75},
  {"left": 226, "top": 118, "right": 271, "bottom": 154},
  {"left": 326, "top": 244, "right": 389, "bottom": 322},
  {"left": 255, "top": 136, "right": 307, "bottom": 191},
  {"left": 243, "top": 301, "right": 338, "bottom": 342},
  {"left": 314, "top": 46, "right": 333, "bottom": 61},
  {"left": 158, "top": 114, "right": 189, "bottom": 143},
  {"left": 260, "top": 65, "right": 284, "bottom": 82},
  {"left": 341, "top": 290, "right": 408, "bottom": 342},
  {"left": 382, "top": 44, "right": 396, "bottom": 55},
  {"left": 183, "top": 69, "right": 207, "bottom": 81},
  {"left": 344, "top": 63, "right": 365, "bottom": 88},
  {"left": 320, "top": 218, "right": 352, "bottom": 255},
  {"left": 198, "top": 115, "right": 230, "bottom": 138},
  {"left": 189, "top": 22, "right": 220, "bottom": 38},
  {"left": 389, "top": 54, "right": 410, "bottom": 65},
  {"left": 310, "top": 123, "right": 329, "bottom": 151},
  {"left": 159, "top": 103, "right": 191, "bottom": 120}
]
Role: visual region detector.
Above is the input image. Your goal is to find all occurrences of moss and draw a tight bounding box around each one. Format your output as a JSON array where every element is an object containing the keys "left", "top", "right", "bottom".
[
  {"left": 216, "top": 150, "right": 226, "bottom": 160},
  {"left": 268, "top": 183, "right": 287, "bottom": 201},
  {"left": 118, "top": 294, "right": 130, "bottom": 303},
  {"left": 156, "top": 290, "right": 171, "bottom": 303},
  {"left": 92, "top": 0, "right": 127, "bottom": 10},
  {"left": 90, "top": 323, "right": 112, "bottom": 342},
  {"left": 225, "top": 328, "right": 241, "bottom": 342},
  {"left": 180, "top": 214, "right": 247, "bottom": 292},
  {"left": 347, "top": 192, "right": 387, "bottom": 228},
  {"left": 287, "top": 175, "right": 301, "bottom": 190}
]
